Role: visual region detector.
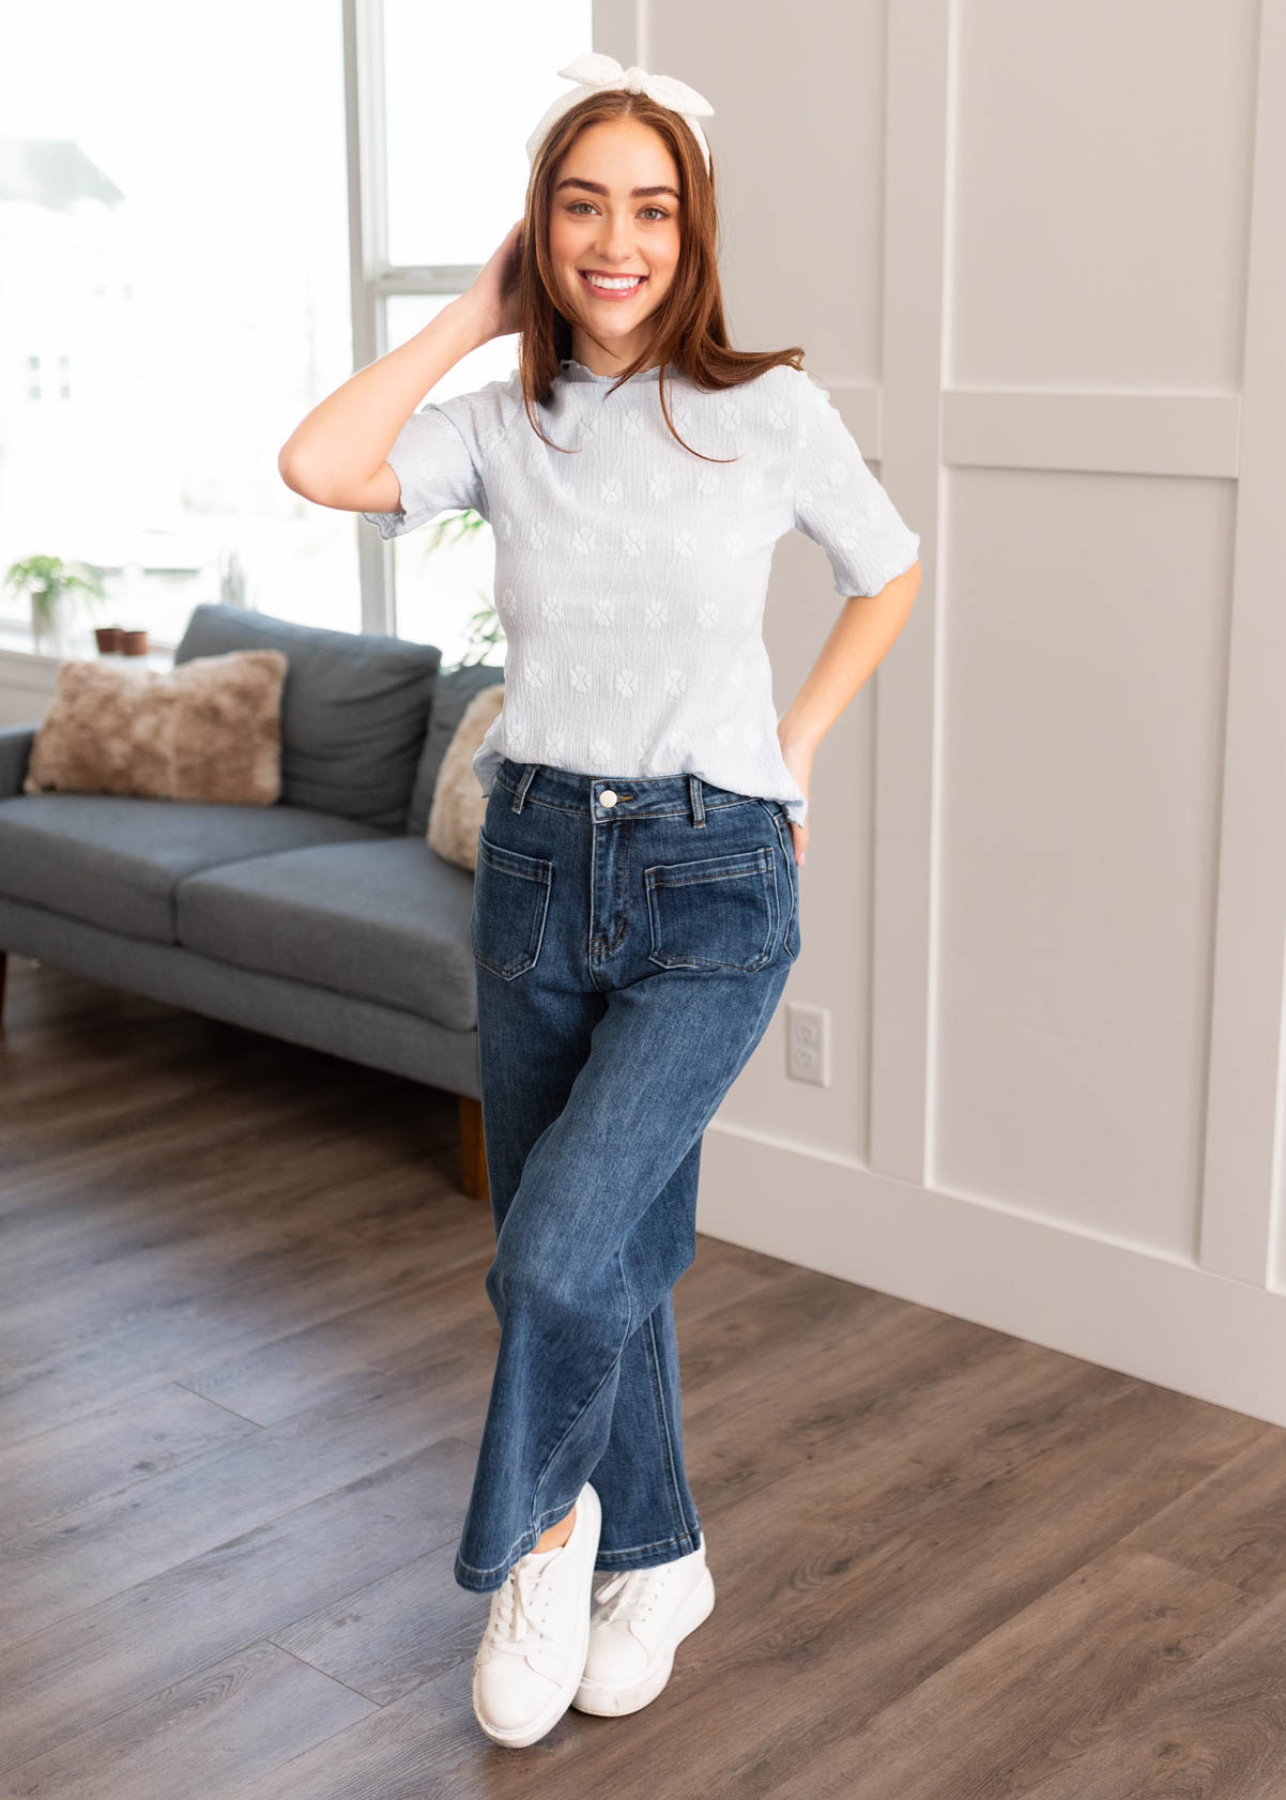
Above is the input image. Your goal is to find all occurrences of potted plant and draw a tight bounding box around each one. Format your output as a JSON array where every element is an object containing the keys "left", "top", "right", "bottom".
[{"left": 3, "top": 555, "right": 107, "bottom": 656}]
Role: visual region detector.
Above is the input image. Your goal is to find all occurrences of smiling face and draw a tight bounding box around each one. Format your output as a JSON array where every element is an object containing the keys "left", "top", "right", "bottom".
[{"left": 548, "top": 117, "right": 682, "bottom": 374}]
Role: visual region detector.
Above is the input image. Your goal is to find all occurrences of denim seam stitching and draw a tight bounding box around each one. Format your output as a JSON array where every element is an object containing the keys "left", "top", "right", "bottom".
[
  {"left": 593, "top": 1525, "right": 702, "bottom": 1560},
  {"left": 456, "top": 1493, "right": 595, "bottom": 1581},
  {"left": 762, "top": 804, "right": 799, "bottom": 954},
  {"left": 643, "top": 1305, "right": 691, "bottom": 1546},
  {"left": 455, "top": 1519, "right": 703, "bottom": 1584}
]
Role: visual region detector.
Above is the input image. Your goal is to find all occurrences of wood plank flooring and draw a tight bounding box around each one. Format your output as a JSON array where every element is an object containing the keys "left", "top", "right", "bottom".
[{"left": 2, "top": 953, "right": 1284, "bottom": 1798}]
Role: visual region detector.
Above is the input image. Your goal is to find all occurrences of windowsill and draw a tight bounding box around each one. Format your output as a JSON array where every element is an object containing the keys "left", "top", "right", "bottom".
[{"left": 0, "top": 620, "right": 177, "bottom": 671}]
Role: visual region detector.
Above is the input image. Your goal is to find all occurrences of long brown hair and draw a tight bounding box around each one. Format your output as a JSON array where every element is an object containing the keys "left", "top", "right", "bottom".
[{"left": 516, "top": 88, "right": 804, "bottom": 461}]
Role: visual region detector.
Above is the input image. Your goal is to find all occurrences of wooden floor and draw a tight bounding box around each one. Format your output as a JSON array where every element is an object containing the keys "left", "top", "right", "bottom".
[{"left": 2, "top": 953, "right": 1285, "bottom": 1797}]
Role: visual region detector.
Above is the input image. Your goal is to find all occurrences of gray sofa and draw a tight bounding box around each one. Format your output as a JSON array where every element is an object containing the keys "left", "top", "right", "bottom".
[{"left": 0, "top": 603, "right": 505, "bottom": 1200}]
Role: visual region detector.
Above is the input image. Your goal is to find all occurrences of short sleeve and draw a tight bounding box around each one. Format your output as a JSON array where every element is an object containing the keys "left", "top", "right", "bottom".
[
  {"left": 790, "top": 369, "right": 921, "bottom": 598},
  {"left": 361, "top": 376, "right": 513, "bottom": 540}
]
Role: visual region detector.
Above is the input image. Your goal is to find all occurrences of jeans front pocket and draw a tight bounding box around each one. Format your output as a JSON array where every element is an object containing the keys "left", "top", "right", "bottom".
[
  {"left": 471, "top": 829, "right": 554, "bottom": 979},
  {"left": 644, "top": 845, "right": 778, "bottom": 972}
]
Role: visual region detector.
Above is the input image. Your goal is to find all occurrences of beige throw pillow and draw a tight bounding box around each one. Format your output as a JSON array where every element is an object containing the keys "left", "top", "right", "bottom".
[
  {"left": 427, "top": 682, "right": 505, "bottom": 871},
  {"left": 24, "top": 649, "right": 288, "bottom": 805}
]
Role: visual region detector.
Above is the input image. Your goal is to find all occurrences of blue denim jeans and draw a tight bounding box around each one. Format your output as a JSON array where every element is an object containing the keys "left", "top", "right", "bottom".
[{"left": 453, "top": 756, "right": 801, "bottom": 1593}]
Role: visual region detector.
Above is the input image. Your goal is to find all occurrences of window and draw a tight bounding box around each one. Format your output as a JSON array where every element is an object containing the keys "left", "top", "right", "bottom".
[
  {"left": 371, "top": 0, "right": 590, "bottom": 666},
  {"left": 377, "top": 298, "right": 517, "bottom": 668},
  {"left": 0, "top": 0, "right": 353, "bottom": 652},
  {"left": 0, "top": 0, "right": 590, "bottom": 663}
]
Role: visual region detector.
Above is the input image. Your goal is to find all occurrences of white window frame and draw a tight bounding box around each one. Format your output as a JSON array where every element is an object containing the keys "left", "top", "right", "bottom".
[{"left": 345, "top": 0, "right": 484, "bottom": 637}]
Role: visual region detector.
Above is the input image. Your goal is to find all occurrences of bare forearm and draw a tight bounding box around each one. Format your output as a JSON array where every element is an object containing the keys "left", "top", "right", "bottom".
[
  {"left": 778, "top": 561, "right": 921, "bottom": 755},
  {"left": 278, "top": 296, "right": 491, "bottom": 501}
]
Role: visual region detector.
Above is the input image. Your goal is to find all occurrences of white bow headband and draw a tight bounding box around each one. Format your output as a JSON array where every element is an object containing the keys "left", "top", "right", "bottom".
[{"left": 525, "top": 52, "right": 715, "bottom": 174}]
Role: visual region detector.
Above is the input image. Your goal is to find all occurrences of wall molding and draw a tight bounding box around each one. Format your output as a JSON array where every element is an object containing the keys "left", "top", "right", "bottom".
[
  {"left": 704, "top": 1123, "right": 1286, "bottom": 1428},
  {"left": 871, "top": 0, "right": 952, "bottom": 1186},
  {"left": 942, "top": 388, "right": 1242, "bottom": 477},
  {"left": 1199, "top": 0, "right": 1286, "bottom": 1289}
]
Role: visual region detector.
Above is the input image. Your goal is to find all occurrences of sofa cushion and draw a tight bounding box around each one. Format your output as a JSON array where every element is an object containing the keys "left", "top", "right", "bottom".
[
  {"left": 175, "top": 836, "right": 478, "bottom": 1032},
  {"left": 406, "top": 660, "right": 506, "bottom": 836},
  {"left": 0, "top": 794, "right": 386, "bottom": 943},
  {"left": 23, "top": 649, "right": 288, "bottom": 804},
  {"left": 174, "top": 604, "right": 441, "bottom": 832}
]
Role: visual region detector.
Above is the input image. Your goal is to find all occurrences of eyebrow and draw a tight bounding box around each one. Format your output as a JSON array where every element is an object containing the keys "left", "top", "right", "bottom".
[{"left": 554, "top": 177, "right": 681, "bottom": 202}]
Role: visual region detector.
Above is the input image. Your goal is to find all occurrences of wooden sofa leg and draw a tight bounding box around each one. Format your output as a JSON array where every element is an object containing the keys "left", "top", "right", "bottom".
[
  {"left": 458, "top": 1093, "right": 490, "bottom": 1202},
  {"left": 0, "top": 949, "right": 6, "bottom": 1030}
]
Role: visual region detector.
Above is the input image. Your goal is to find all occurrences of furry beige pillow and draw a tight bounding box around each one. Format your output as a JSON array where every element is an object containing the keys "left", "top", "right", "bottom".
[
  {"left": 427, "top": 682, "right": 505, "bottom": 871},
  {"left": 24, "top": 649, "right": 288, "bottom": 805}
]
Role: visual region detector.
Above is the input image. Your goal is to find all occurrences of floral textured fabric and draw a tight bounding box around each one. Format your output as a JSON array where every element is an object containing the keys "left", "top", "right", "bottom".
[{"left": 362, "top": 357, "right": 920, "bottom": 826}]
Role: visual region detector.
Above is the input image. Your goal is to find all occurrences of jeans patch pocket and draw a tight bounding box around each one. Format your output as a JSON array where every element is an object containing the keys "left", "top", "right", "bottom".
[
  {"left": 644, "top": 845, "right": 778, "bottom": 972},
  {"left": 471, "top": 830, "right": 554, "bottom": 979}
]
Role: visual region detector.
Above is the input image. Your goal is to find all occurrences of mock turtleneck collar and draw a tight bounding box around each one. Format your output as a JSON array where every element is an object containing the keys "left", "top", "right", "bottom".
[{"left": 559, "top": 357, "right": 668, "bottom": 384}]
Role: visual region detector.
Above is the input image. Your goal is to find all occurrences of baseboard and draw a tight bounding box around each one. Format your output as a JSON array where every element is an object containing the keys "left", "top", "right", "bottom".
[{"left": 700, "top": 1122, "right": 1286, "bottom": 1428}]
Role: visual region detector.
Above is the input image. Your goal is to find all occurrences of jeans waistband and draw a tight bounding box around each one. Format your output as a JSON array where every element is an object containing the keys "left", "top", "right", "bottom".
[{"left": 493, "top": 757, "right": 773, "bottom": 825}]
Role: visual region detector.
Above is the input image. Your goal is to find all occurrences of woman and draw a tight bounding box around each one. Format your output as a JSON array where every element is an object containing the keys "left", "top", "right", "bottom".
[{"left": 279, "top": 53, "right": 921, "bottom": 1750}]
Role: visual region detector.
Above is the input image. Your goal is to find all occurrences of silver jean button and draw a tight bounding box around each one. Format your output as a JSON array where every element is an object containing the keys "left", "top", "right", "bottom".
[{"left": 599, "top": 788, "right": 618, "bottom": 807}]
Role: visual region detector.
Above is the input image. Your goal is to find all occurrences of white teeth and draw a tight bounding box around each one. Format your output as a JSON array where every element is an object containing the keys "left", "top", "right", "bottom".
[{"left": 583, "top": 272, "right": 644, "bottom": 290}]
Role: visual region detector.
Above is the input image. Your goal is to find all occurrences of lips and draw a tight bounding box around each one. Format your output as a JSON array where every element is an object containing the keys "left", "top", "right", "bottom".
[{"left": 578, "top": 269, "right": 648, "bottom": 296}]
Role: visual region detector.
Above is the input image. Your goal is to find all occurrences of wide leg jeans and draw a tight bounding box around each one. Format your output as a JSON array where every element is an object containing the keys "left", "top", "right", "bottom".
[{"left": 453, "top": 757, "right": 801, "bottom": 1593}]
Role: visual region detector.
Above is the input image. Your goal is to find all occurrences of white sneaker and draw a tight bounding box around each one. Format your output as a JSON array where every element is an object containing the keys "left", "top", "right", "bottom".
[
  {"left": 572, "top": 1535, "right": 715, "bottom": 1716},
  {"left": 470, "top": 1480, "right": 602, "bottom": 1748}
]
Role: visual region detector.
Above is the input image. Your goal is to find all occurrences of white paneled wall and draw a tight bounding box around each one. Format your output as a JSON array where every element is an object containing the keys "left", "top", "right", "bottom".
[{"left": 612, "top": 0, "right": 1286, "bottom": 1423}]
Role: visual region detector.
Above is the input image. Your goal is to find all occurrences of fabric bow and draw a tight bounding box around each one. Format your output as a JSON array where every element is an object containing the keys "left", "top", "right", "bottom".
[{"left": 525, "top": 52, "right": 715, "bottom": 171}]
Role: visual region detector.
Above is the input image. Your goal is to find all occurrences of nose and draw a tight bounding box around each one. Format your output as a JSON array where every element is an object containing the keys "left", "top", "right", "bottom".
[{"left": 593, "top": 216, "right": 641, "bottom": 264}]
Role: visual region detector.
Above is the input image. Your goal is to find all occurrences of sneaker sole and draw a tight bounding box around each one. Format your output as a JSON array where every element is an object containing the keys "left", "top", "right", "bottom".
[
  {"left": 472, "top": 1481, "right": 603, "bottom": 1749},
  {"left": 571, "top": 1563, "right": 716, "bottom": 1717}
]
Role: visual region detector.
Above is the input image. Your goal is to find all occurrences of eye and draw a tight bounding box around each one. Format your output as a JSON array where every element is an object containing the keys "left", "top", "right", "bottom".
[{"left": 565, "top": 201, "right": 671, "bottom": 221}]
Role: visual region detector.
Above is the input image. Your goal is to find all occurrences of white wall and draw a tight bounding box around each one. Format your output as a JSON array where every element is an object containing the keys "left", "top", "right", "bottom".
[{"left": 625, "top": 0, "right": 1286, "bottom": 1425}]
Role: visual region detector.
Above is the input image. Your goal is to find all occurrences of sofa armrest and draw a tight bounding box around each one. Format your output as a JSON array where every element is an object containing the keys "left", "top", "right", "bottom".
[{"left": 0, "top": 725, "right": 36, "bottom": 797}]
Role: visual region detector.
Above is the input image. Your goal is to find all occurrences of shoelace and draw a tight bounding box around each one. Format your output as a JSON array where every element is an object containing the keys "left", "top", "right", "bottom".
[
  {"left": 481, "top": 1555, "right": 560, "bottom": 1660},
  {"left": 593, "top": 1562, "right": 674, "bottom": 1624}
]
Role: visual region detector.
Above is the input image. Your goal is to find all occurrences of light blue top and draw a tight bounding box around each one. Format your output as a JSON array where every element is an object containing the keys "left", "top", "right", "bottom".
[{"left": 362, "top": 356, "right": 920, "bottom": 825}]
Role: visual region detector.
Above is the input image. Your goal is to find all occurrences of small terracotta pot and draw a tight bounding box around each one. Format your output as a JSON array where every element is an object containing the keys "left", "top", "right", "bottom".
[
  {"left": 95, "top": 626, "right": 123, "bottom": 654},
  {"left": 121, "top": 630, "right": 149, "bottom": 657}
]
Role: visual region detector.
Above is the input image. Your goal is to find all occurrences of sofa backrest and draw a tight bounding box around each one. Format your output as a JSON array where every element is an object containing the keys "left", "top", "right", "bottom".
[{"left": 174, "top": 604, "right": 441, "bottom": 832}]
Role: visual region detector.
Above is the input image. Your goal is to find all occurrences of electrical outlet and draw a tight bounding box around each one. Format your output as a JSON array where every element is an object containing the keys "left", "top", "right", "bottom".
[{"left": 786, "top": 1002, "right": 830, "bottom": 1086}]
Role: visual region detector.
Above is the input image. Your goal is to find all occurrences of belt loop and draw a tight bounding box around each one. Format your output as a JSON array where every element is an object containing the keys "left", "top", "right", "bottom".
[
  {"left": 511, "top": 763, "right": 538, "bottom": 812},
  {"left": 688, "top": 773, "right": 706, "bottom": 828}
]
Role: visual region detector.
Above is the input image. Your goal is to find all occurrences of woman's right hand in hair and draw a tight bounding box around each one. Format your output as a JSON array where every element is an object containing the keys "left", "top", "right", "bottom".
[{"left": 463, "top": 219, "right": 524, "bottom": 344}]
